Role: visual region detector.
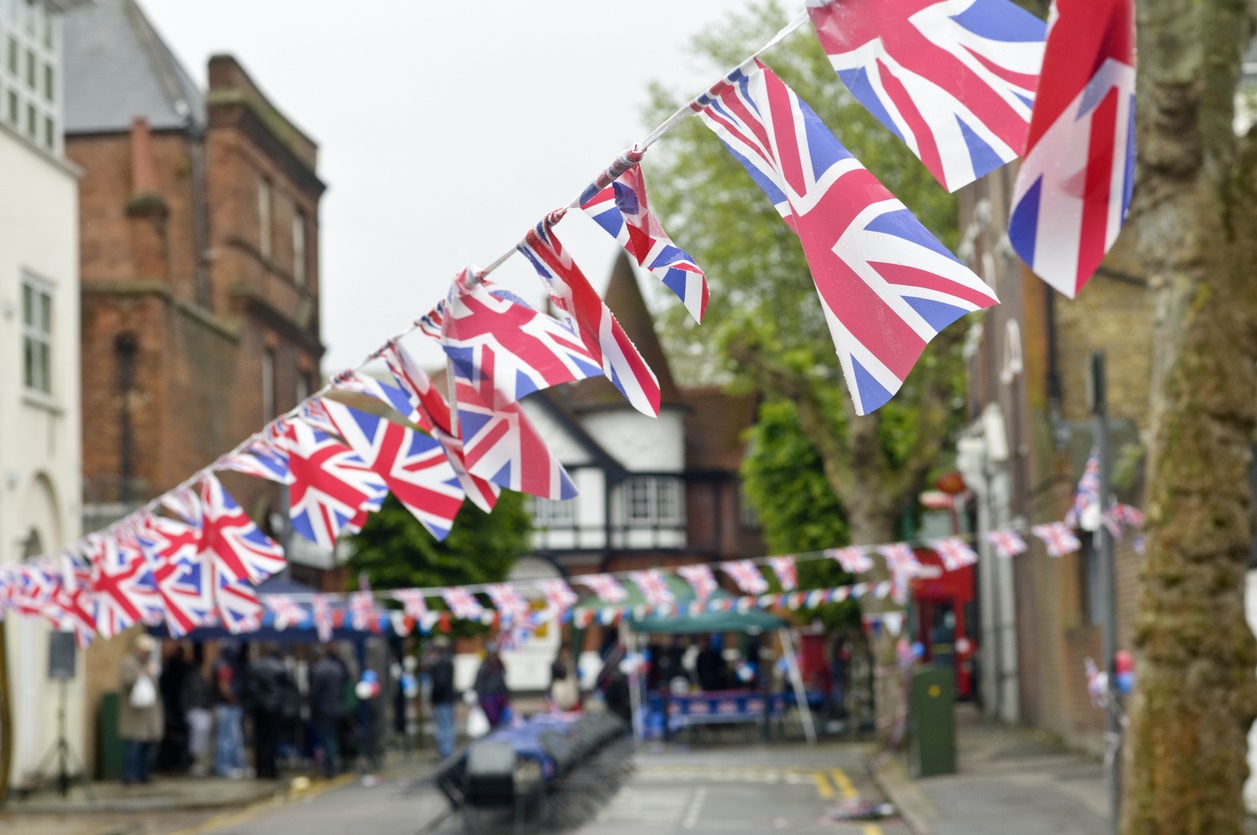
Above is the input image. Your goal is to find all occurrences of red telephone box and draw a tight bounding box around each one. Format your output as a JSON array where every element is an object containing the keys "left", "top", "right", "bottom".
[{"left": 909, "top": 547, "right": 977, "bottom": 699}]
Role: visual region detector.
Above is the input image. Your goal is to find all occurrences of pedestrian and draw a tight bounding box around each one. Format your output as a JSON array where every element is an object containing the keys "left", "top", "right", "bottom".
[
  {"left": 156, "top": 643, "right": 189, "bottom": 772},
  {"left": 309, "top": 646, "right": 348, "bottom": 778},
  {"left": 181, "top": 642, "right": 213, "bottom": 776},
  {"left": 212, "top": 644, "right": 246, "bottom": 779},
  {"left": 119, "top": 633, "right": 163, "bottom": 785},
  {"left": 425, "top": 636, "right": 457, "bottom": 759},
  {"left": 695, "top": 635, "right": 727, "bottom": 692},
  {"left": 245, "top": 645, "right": 292, "bottom": 780},
  {"left": 355, "top": 669, "right": 382, "bottom": 784},
  {"left": 548, "top": 646, "right": 581, "bottom": 712},
  {"left": 473, "top": 649, "right": 510, "bottom": 730}
]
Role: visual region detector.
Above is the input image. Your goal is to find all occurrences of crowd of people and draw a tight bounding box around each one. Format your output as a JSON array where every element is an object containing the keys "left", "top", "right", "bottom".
[{"left": 118, "top": 636, "right": 385, "bottom": 784}]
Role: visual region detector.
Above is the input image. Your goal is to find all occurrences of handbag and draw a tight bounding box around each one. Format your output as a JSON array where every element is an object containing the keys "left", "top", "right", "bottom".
[
  {"left": 552, "top": 676, "right": 580, "bottom": 711},
  {"left": 466, "top": 704, "right": 490, "bottom": 739},
  {"left": 130, "top": 673, "right": 157, "bottom": 709}
]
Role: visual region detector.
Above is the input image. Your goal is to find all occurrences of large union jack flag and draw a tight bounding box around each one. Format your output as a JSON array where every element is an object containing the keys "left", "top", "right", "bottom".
[
  {"left": 52, "top": 556, "right": 96, "bottom": 647},
  {"left": 437, "top": 268, "right": 603, "bottom": 407},
  {"left": 721, "top": 560, "right": 770, "bottom": 595},
  {"left": 807, "top": 0, "right": 1045, "bottom": 192},
  {"left": 693, "top": 61, "right": 998, "bottom": 415},
  {"left": 1008, "top": 0, "right": 1135, "bottom": 298},
  {"left": 578, "top": 159, "right": 709, "bottom": 322},
  {"left": 378, "top": 341, "right": 500, "bottom": 513},
  {"left": 518, "top": 215, "right": 661, "bottom": 417},
  {"left": 137, "top": 513, "right": 212, "bottom": 637},
  {"left": 196, "top": 474, "right": 286, "bottom": 587},
  {"left": 321, "top": 399, "right": 464, "bottom": 541},
  {"left": 274, "top": 415, "right": 389, "bottom": 548},
  {"left": 207, "top": 561, "right": 264, "bottom": 634},
  {"left": 88, "top": 531, "right": 163, "bottom": 639}
]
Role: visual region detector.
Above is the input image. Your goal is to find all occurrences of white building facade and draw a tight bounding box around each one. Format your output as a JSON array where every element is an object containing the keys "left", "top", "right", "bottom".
[{"left": 0, "top": 0, "right": 84, "bottom": 789}]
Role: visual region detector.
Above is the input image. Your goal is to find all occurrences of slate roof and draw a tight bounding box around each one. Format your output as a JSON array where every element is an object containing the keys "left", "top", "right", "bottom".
[{"left": 62, "top": 0, "right": 205, "bottom": 134}]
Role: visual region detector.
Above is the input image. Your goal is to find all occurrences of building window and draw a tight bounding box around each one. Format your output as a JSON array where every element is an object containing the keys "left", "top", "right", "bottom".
[
  {"left": 292, "top": 210, "right": 306, "bottom": 287},
  {"left": 623, "top": 476, "right": 683, "bottom": 527},
  {"left": 261, "top": 348, "right": 275, "bottom": 420},
  {"left": 22, "top": 274, "right": 52, "bottom": 395},
  {"left": 295, "top": 371, "right": 309, "bottom": 405},
  {"left": 529, "top": 496, "right": 576, "bottom": 529},
  {"left": 0, "top": 6, "right": 54, "bottom": 151},
  {"left": 257, "top": 177, "right": 272, "bottom": 259}
]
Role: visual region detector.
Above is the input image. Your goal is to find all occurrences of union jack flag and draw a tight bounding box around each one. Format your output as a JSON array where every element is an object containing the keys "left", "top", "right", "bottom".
[
  {"left": 4, "top": 562, "right": 53, "bottom": 619},
  {"left": 581, "top": 573, "right": 628, "bottom": 604},
  {"left": 274, "top": 416, "right": 389, "bottom": 548},
  {"left": 456, "top": 394, "right": 577, "bottom": 500},
  {"left": 348, "top": 590, "right": 377, "bottom": 632},
  {"left": 88, "top": 531, "right": 163, "bottom": 638},
  {"left": 441, "top": 587, "right": 485, "bottom": 621},
  {"left": 827, "top": 546, "right": 874, "bottom": 574},
  {"left": 539, "top": 578, "right": 579, "bottom": 613},
  {"left": 768, "top": 555, "right": 798, "bottom": 591},
  {"left": 677, "top": 564, "right": 718, "bottom": 606},
  {"left": 985, "top": 529, "right": 1027, "bottom": 559},
  {"left": 52, "top": 557, "right": 96, "bottom": 647},
  {"left": 628, "top": 570, "right": 674, "bottom": 610},
  {"left": 1031, "top": 522, "right": 1081, "bottom": 557},
  {"left": 1110, "top": 503, "right": 1145, "bottom": 529},
  {"left": 722, "top": 560, "right": 769, "bottom": 595},
  {"left": 162, "top": 486, "right": 202, "bottom": 526},
  {"left": 877, "top": 543, "right": 920, "bottom": 575},
  {"left": 930, "top": 537, "right": 978, "bottom": 571},
  {"left": 137, "top": 513, "right": 211, "bottom": 637},
  {"left": 267, "top": 594, "right": 308, "bottom": 631},
  {"left": 392, "top": 589, "right": 430, "bottom": 620},
  {"left": 437, "top": 268, "right": 603, "bottom": 407},
  {"left": 196, "top": 474, "right": 286, "bottom": 586},
  {"left": 378, "top": 341, "right": 500, "bottom": 513},
  {"left": 215, "top": 436, "right": 292, "bottom": 484},
  {"left": 1064, "top": 448, "right": 1101, "bottom": 530},
  {"left": 693, "top": 61, "right": 998, "bottom": 415},
  {"left": 578, "top": 157, "right": 709, "bottom": 322},
  {"left": 518, "top": 215, "right": 661, "bottom": 416},
  {"left": 486, "top": 583, "right": 530, "bottom": 623},
  {"left": 210, "top": 562, "right": 263, "bottom": 634},
  {"left": 312, "top": 594, "right": 334, "bottom": 642},
  {"left": 331, "top": 369, "right": 418, "bottom": 422},
  {"left": 807, "top": 0, "right": 1045, "bottom": 192},
  {"left": 321, "top": 399, "right": 464, "bottom": 541},
  {"left": 1008, "top": 0, "right": 1135, "bottom": 297}
]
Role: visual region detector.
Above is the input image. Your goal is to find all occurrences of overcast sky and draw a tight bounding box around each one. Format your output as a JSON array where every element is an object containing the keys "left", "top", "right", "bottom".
[{"left": 139, "top": 0, "right": 762, "bottom": 373}]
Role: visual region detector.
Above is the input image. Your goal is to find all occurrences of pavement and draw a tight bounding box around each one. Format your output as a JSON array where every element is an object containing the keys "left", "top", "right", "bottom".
[{"left": 871, "top": 706, "right": 1109, "bottom": 835}]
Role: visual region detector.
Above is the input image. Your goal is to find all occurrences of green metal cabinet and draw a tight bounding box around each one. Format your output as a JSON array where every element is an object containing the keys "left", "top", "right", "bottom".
[
  {"left": 97, "top": 692, "right": 122, "bottom": 781},
  {"left": 908, "top": 664, "right": 956, "bottom": 777}
]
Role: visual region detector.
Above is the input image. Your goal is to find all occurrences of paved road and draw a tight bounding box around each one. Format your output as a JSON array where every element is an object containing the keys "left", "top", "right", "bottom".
[{"left": 185, "top": 741, "right": 908, "bottom": 835}]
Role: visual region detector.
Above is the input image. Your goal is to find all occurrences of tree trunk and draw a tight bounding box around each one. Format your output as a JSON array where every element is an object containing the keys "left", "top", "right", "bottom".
[{"left": 1123, "top": 1, "right": 1257, "bottom": 831}]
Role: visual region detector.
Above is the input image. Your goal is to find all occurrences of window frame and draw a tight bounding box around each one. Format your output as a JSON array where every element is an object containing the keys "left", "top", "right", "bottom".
[
  {"left": 529, "top": 495, "right": 577, "bottom": 529},
  {"left": 257, "top": 177, "right": 273, "bottom": 259},
  {"left": 622, "top": 475, "right": 684, "bottom": 528},
  {"left": 21, "top": 272, "right": 53, "bottom": 396},
  {"left": 292, "top": 208, "right": 306, "bottom": 287}
]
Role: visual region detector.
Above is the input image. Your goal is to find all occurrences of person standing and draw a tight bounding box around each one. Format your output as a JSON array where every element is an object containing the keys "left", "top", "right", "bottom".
[
  {"left": 426, "top": 637, "right": 457, "bottom": 759},
  {"left": 473, "top": 649, "right": 510, "bottom": 730},
  {"left": 212, "top": 645, "right": 246, "bottom": 778},
  {"left": 181, "top": 643, "right": 213, "bottom": 776},
  {"left": 156, "top": 644, "right": 189, "bottom": 772},
  {"left": 309, "top": 646, "right": 348, "bottom": 778},
  {"left": 245, "top": 646, "right": 292, "bottom": 780},
  {"left": 548, "top": 646, "right": 581, "bottom": 712},
  {"left": 119, "top": 634, "right": 163, "bottom": 785},
  {"left": 355, "top": 670, "right": 382, "bottom": 784}
]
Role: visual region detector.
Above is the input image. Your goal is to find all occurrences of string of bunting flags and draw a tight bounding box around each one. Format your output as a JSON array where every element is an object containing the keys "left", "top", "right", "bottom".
[{"left": 0, "top": 0, "right": 1137, "bottom": 647}]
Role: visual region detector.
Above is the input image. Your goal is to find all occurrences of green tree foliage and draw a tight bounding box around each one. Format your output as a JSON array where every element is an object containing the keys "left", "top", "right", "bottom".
[{"left": 346, "top": 493, "right": 530, "bottom": 594}]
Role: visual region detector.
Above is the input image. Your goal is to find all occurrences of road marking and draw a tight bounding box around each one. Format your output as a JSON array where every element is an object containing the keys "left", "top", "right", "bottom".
[
  {"left": 830, "top": 768, "right": 859, "bottom": 799},
  {"left": 682, "top": 787, "right": 707, "bottom": 829},
  {"left": 813, "top": 770, "right": 834, "bottom": 798},
  {"left": 863, "top": 825, "right": 883, "bottom": 835}
]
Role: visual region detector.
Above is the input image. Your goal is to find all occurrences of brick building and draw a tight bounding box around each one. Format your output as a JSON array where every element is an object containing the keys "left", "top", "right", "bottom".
[
  {"left": 62, "top": 0, "right": 327, "bottom": 765},
  {"left": 953, "top": 164, "right": 1148, "bottom": 754}
]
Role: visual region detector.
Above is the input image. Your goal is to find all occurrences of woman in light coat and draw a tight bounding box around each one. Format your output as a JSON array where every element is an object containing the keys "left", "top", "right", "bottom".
[{"left": 119, "top": 633, "right": 164, "bottom": 784}]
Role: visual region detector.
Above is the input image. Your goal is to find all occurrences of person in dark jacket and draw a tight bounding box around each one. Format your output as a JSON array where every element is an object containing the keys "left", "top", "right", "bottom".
[
  {"left": 245, "top": 646, "right": 293, "bottom": 780},
  {"left": 425, "top": 637, "right": 457, "bottom": 758},
  {"left": 309, "top": 646, "right": 348, "bottom": 778},
  {"left": 473, "top": 649, "right": 510, "bottom": 729},
  {"left": 181, "top": 643, "right": 213, "bottom": 776}
]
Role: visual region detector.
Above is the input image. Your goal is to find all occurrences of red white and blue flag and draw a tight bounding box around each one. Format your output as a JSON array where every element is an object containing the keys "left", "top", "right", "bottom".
[
  {"left": 1008, "top": 0, "right": 1135, "bottom": 298},
  {"left": 391, "top": 589, "right": 430, "bottom": 621},
  {"left": 267, "top": 595, "right": 308, "bottom": 631},
  {"left": 321, "top": 399, "right": 464, "bottom": 541},
  {"left": 677, "top": 564, "right": 718, "bottom": 606},
  {"left": 331, "top": 369, "right": 419, "bottom": 423},
  {"left": 722, "top": 560, "right": 769, "bottom": 595},
  {"left": 215, "top": 436, "right": 292, "bottom": 485},
  {"left": 807, "top": 0, "right": 1045, "bottom": 192},
  {"left": 581, "top": 573, "right": 628, "bottom": 605},
  {"left": 540, "top": 578, "right": 579, "bottom": 614},
  {"left": 162, "top": 486, "right": 202, "bottom": 526},
  {"left": 312, "top": 594, "right": 334, "bottom": 642},
  {"left": 88, "top": 531, "right": 163, "bottom": 639},
  {"left": 274, "top": 416, "right": 389, "bottom": 548},
  {"left": 349, "top": 589, "right": 377, "bottom": 632},
  {"left": 137, "top": 513, "right": 211, "bottom": 637},
  {"left": 578, "top": 160, "right": 709, "bottom": 322},
  {"left": 827, "top": 546, "right": 874, "bottom": 574},
  {"left": 436, "top": 268, "right": 603, "bottom": 407},
  {"left": 208, "top": 562, "right": 264, "bottom": 634},
  {"left": 1032, "top": 522, "right": 1082, "bottom": 557},
  {"left": 629, "top": 570, "right": 675, "bottom": 610},
  {"left": 379, "top": 341, "right": 500, "bottom": 513},
  {"left": 195, "top": 474, "right": 287, "bottom": 586},
  {"left": 1064, "top": 448, "right": 1101, "bottom": 530},
  {"left": 693, "top": 61, "right": 998, "bottom": 415},
  {"left": 930, "top": 537, "right": 978, "bottom": 571},
  {"left": 518, "top": 215, "right": 662, "bottom": 416},
  {"left": 768, "top": 555, "right": 799, "bottom": 591},
  {"left": 441, "top": 587, "right": 485, "bottom": 621},
  {"left": 52, "top": 556, "right": 96, "bottom": 647},
  {"left": 486, "top": 583, "right": 530, "bottom": 623},
  {"left": 985, "top": 529, "right": 1027, "bottom": 559}
]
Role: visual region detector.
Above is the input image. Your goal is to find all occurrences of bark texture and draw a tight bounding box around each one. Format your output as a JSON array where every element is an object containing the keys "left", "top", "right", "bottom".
[{"left": 1123, "top": 1, "right": 1257, "bottom": 831}]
